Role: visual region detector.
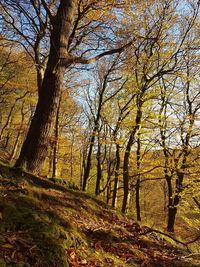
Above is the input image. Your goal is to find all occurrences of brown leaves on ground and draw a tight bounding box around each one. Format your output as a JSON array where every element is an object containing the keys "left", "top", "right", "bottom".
[
  {"left": 0, "top": 165, "right": 200, "bottom": 267},
  {"left": 0, "top": 230, "right": 41, "bottom": 266}
]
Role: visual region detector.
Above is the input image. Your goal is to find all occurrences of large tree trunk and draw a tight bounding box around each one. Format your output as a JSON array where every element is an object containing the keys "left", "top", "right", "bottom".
[{"left": 14, "top": 0, "right": 76, "bottom": 173}]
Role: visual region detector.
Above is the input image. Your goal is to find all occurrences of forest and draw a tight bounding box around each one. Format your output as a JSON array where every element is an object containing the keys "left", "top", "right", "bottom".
[{"left": 0, "top": 0, "right": 200, "bottom": 266}]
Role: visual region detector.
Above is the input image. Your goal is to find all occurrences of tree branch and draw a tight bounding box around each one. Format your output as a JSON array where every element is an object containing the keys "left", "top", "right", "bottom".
[
  {"left": 66, "top": 41, "right": 133, "bottom": 65},
  {"left": 41, "top": 0, "right": 55, "bottom": 24}
]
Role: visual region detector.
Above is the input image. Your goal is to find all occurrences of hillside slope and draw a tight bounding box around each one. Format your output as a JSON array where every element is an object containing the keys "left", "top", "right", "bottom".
[{"left": 0, "top": 163, "right": 199, "bottom": 267}]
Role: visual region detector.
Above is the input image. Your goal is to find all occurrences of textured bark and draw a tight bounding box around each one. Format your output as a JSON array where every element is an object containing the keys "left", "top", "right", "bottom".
[
  {"left": 121, "top": 106, "right": 142, "bottom": 213},
  {"left": 15, "top": 0, "right": 76, "bottom": 173},
  {"left": 167, "top": 194, "right": 179, "bottom": 232}
]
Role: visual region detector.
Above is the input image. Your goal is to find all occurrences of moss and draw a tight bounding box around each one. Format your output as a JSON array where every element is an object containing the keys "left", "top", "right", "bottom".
[
  {"left": 0, "top": 193, "right": 70, "bottom": 266},
  {"left": 0, "top": 195, "right": 39, "bottom": 232},
  {"left": 49, "top": 177, "right": 79, "bottom": 190},
  {"left": 0, "top": 162, "right": 200, "bottom": 267},
  {"left": 36, "top": 237, "right": 69, "bottom": 267},
  {"left": 0, "top": 186, "right": 88, "bottom": 267},
  {"left": 0, "top": 258, "right": 6, "bottom": 267},
  {"left": 8, "top": 262, "right": 31, "bottom": 267},
  {"left": 0, "top": 235, "right": 6, "bottom": 245}
]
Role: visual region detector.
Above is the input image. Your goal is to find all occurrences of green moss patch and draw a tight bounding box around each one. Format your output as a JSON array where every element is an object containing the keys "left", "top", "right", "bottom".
[{"left": 0, "top": 163, "right": 200, "bottom": 267}]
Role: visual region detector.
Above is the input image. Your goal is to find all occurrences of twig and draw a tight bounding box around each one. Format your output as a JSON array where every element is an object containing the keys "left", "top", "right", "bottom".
[{"left": 140, "top": 228, "right": 191, "bottom": 252}]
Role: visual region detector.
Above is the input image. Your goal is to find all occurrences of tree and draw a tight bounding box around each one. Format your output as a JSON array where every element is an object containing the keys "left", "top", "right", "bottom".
[
  {"left": 120, "top": 0, "right": 200, "bottom": 213},
  {"left": 1, "top": 0, "right": 49, "bottom": 92},
  {"left": 13, "top": 0, "right": 76, "bottom": 172},
  {"left": 82, "top": 57, "right": 126, "bottom": 191},
  {"left": 1, "top": 0, "right": 132, "bottom": 173},
  {"left": 0, "top": 44, "right": 37, "bottom": 160},
  {"left": 157, "top": 45, "right": 200, "bottom": 232}
]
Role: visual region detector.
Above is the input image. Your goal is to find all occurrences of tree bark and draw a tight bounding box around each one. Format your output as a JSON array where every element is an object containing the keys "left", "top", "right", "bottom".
[
  {"left": 52, "top": 95, "right": 61, "bottom": 178},
  {"left": 167, "top": 193, "right": 180, "bottom": 232},
  {"left": 121, "top": 130, "right": 134, "bottom": 213},
  {"left": 95, "top": 136, "right": 102, "bottom": 196},
  {"left": 9, "top": 102, "right": 26, "bottom": 161},
  {"left": 136, "top": 179, "right": 141, "bottom": 221},
  {"left": 14, "top": 0, "right": 76, "bottom": 173},
  {"left": 121, "top": 105, "right": 142, "bottom": 213},
  {"left": 135, "top": 135, "right": 141, "bottom": 221},
  {"left": 82, "top": 129, "right": 96, "bottom": 191},
  {"left": 112, "top": 143, "right": 120, "bottom": 208}
]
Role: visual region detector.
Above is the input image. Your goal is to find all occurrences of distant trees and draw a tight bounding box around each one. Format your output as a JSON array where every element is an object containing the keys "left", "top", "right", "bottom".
[
  {"left": 82, "top": 57, "right": 126, "bottom": 191},
  {"left": 157, "top": 43, "right": 200, "bottom": 232},
  {"left": 0, "top": 44, "right": 37, "bottom": 161},
  {"left": 120, "top": 0, "right": 200, "bottom": 214}
]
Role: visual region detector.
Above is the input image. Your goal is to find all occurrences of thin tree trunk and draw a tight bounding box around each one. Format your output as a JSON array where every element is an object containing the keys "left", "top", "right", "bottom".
[
  {"left": 80, "top": 147, "right": 86, "bottom": 188},
  {"left": 136, "top": 135, "right": 141, "bottom": 221},
  {"left": 167, "top": 207, "right": 177, "bottom": 233},
  {"left": 121, "top": 131, "right": 134, "bottom": 213},
  {"left": 95, "top": 137, "right": 102, "bottom": 196},
  {"left": 112, "top": 143, "right": 120, "bottom": 208},
  {"left": 70, "top": 131, "right": 75, "bottom": 179},
  {"left": 52, "top": 95, "right": 61, "bottom": 178},
  {"left": 9, "top": 103, "right": 26, "bottom": 161},
  {"left": 82, "top": 130, "right": 96, "bottom": 191},
  {"left": 121, "top": 105, "right": 142, "bottom": 213},
  {"left": 166, "top": 176, "right": 174, "bottom": 232},
  {"left": 136, "top": 179, "right": 141, "bottom": 221},
  {"left": 167, "top": 193, "right": 180, "bottom": 232},
  {"left": 106, "top": 181, "right": 111, "bottom": 205},
  {"left": 48, "top": 144, "right": 53, "bottom": 178},
  {"left": 0, "top": 92, "right": 28, "bottom": 140},
  {"left": 163, "top": 180, "right": 167, "bottom": 211},
  {"left": 10, "top": 132, "right": 21, "bottom": 161},
  {"left": 105, "top": 146, "right": 114, "bottom": 204},
  {"left": 0, "top": 104, "right": 15, "bottom": 140}
]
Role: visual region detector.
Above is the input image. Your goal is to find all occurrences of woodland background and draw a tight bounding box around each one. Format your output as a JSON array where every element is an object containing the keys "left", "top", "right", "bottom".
[{"left": 0, "top": 0, "right": 200, "bottom": 249}]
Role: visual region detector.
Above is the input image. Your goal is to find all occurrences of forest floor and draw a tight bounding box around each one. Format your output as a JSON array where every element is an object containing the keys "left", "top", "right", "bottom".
[{"left": 0, "top": 162, "right": 200, "bottom": 267}]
